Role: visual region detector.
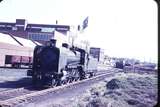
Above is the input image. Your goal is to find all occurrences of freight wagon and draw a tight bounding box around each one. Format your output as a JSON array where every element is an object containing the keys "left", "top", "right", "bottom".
[{"left": 5, "top": 55, "right": 32, "bottom": 68}]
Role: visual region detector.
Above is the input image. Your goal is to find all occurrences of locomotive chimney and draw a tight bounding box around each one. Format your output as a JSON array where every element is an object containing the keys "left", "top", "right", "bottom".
[
  {"left": 50, "top": 39, "right": 56, "bottom": 47},
  {"left": 46, "top": 39, "right": 57, "bottom": 47}
]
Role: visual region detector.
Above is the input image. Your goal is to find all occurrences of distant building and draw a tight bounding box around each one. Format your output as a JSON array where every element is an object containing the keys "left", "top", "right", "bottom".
[
  {"left": 89, "top": 47, "right": 104, "bottom": 63},
  {"left": 0, "top": 19, "right": 70, "bottom": 44}
]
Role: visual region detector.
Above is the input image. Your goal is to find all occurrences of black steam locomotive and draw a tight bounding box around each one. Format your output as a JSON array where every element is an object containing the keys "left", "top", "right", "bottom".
[{"left": 27, "top": 39, "right": 98, "bottom": 87}]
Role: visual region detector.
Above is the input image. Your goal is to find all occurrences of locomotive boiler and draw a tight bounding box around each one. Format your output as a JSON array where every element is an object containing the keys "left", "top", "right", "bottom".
[{"left": 27, "top": 39, "right": 97, "bottom": 87}]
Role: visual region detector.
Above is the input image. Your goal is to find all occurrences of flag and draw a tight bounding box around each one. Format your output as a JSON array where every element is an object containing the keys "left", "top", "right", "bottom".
[
  {"left": 77, "top": 25, "right": 81, "bottom": 31},
  {"left": 82, "top": 17, "right": 88, "bottom": 30}
]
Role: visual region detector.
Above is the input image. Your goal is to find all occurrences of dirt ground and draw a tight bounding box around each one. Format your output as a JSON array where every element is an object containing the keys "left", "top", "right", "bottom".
[{"left": 49, "top": 72, "right": 158, "bottom": 107}]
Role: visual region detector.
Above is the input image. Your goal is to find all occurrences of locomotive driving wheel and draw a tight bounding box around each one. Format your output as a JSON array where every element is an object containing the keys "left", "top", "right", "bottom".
[
  {"left": 51, "top": 77, "right": 62, "bottom": 87},
  {"left": 78, "top": 66, "right": 86, "bottom": 80}
]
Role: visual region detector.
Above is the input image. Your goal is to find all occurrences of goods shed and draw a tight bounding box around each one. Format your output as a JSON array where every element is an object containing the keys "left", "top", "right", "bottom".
[{"left": 0, "top": 33, "right": 41, "bottom": 67}]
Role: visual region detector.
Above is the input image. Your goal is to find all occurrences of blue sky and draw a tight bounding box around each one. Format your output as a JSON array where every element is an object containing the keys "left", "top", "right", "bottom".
[{"left": 0, "top": 0, "right": 158, "bottom": 63}]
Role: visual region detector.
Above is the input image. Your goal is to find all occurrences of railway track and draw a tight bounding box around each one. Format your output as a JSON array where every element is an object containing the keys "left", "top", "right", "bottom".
[
  {"left": 0, "top": 86, "right": 39, "bottom": 101},
  {"left": 0, "top": 78, "right": 32, "bottom": 94},
  {"left": 0, "top": 68, "right": 120, "bottom": 107}
]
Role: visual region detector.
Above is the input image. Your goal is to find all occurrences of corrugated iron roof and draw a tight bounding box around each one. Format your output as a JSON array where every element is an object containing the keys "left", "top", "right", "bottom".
[
  {"left": 14, "top": 36, "right": 37, "bottom": 48},
  {"left": 0, "top": 33, "right": 20, "bottom": 46},
  {"left": 0, "top": 33, "right": 42, "bottom": 48}
]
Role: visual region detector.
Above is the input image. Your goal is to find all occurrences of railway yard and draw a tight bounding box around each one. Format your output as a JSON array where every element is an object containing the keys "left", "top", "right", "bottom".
[
  {"left": 0, "top": 12, "right": 158, "bottom": 107},
  {"left": 0, "top": 67, "right": 158, "bottom": 107},
  {"left": 0, "top": 23, "right": 158, "bottom": 107},
  {"left": 0, "top": 0, "right": 158, "bottom": 106},
  {"left": 0, "top": 28, "right": 157, "bottom": 107}
]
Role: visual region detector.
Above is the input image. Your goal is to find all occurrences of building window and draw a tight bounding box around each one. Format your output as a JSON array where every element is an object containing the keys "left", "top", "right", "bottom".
[
  {"left": 28, "top": 33, "right": 53, "bottom": 41},
  {"left": 12, "top": 27, "right": 17, "bottom": 31}
]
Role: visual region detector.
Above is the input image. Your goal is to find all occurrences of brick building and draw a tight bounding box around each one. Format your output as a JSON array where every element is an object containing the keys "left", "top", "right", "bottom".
[{"left": 0, "top": 19, "right": 70, "bottom": 44}]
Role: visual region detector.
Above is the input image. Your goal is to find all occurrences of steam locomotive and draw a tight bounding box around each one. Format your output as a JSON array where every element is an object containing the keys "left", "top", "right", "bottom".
[{"left": 27, "top": 39, "right": 98, "bottom": 87}]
